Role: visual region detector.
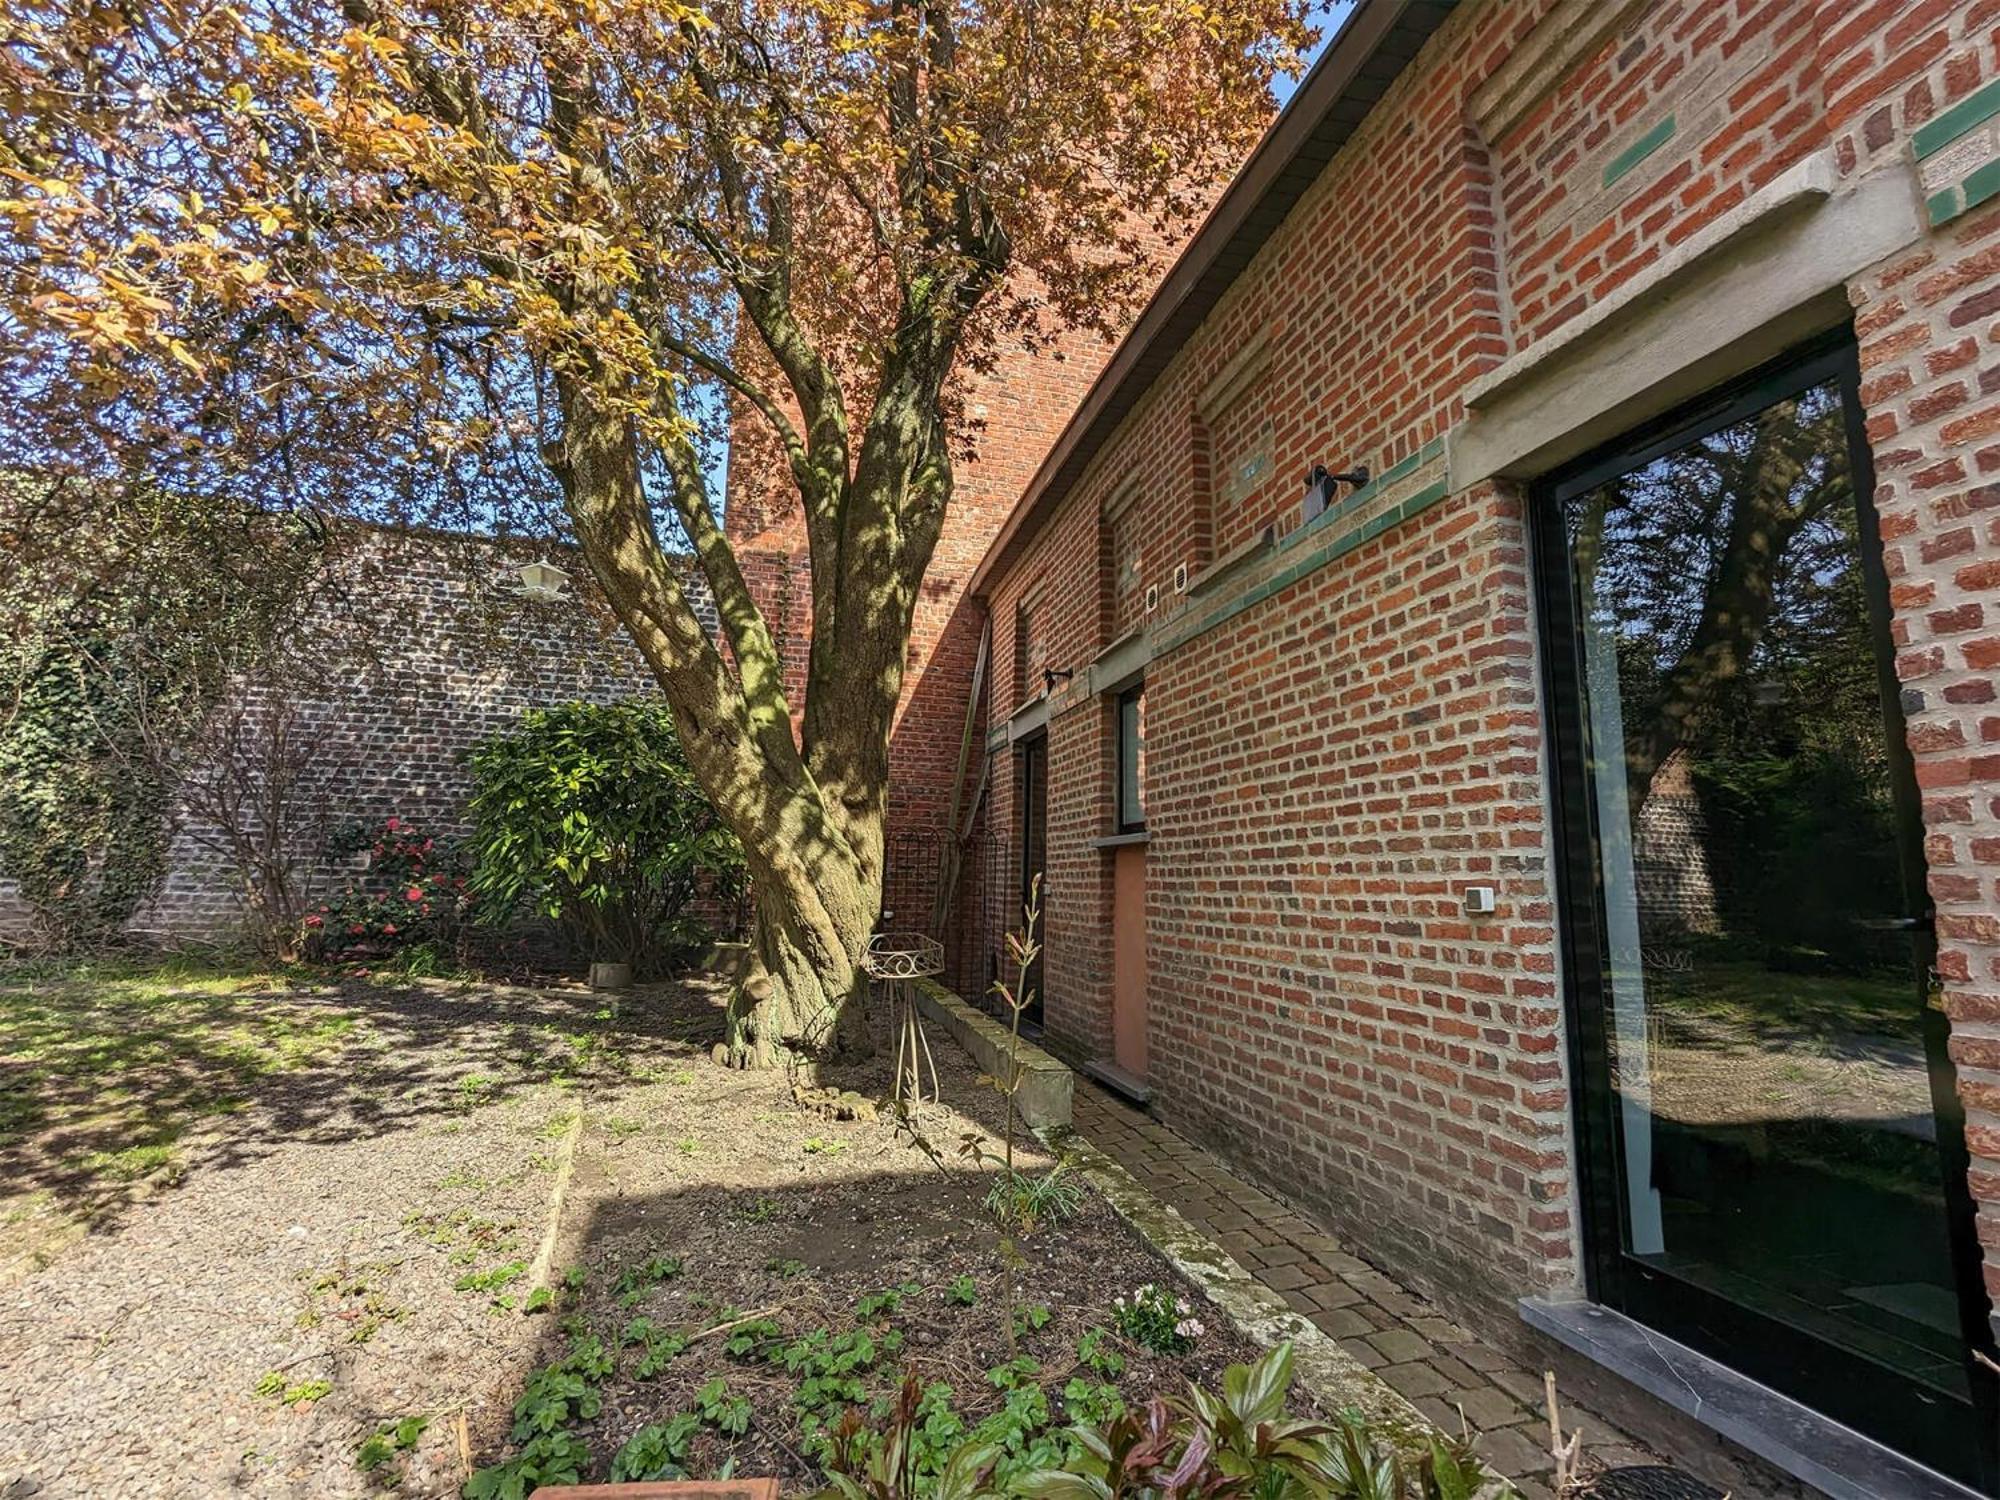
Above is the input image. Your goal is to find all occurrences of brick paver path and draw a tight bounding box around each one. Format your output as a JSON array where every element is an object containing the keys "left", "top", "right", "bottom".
[{"left": 1072, "top": 1085, "right": 1677, "bottom": 1499}]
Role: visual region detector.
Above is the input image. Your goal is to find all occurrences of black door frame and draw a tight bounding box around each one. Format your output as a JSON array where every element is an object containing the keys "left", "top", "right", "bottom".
[
  {"left": 1530, "top": 329, "right": 1999, "bottom": 1492},
  {"left": 1016, "top": 730, "right": 1048, "bottom": 1029}
]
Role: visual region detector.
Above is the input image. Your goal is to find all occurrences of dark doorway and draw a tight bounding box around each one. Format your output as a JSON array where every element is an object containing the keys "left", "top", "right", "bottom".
[
  {"left": 1017, "top": 733, "right": 1047, "bottom": 1029},
  {"left": 1534, "top": 334, "right": 1998, "bottom": 1492}
]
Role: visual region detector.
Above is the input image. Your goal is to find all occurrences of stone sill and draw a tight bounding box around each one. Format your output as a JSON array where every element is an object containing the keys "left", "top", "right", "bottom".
[
  {"left": 1081, "top": 1058, "right": 1152, "bottom": 1105},
  {"left": 1519, "top": 1297, "right": 1987, "bottom": 1500},
  {"left": 1090, "top": 831, "right": 1150, "bottom": 850}
]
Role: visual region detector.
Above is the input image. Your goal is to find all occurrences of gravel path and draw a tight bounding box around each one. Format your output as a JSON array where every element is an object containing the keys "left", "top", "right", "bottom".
[{"left": 0, "top": 971, "right": 676, "bottom": 1499}]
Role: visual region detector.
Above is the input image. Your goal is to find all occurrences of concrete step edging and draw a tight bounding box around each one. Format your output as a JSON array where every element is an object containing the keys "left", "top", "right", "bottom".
[{"left": 910, "top": 979, "right": 1072, "bottom": 1128}]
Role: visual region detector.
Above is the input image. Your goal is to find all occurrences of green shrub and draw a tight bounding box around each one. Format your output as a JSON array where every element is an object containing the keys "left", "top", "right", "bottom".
[
  {"left": 311, "top": 816, "right": 472, "bottom": 964},
  {"left": 464, "top": 701, "right": 742, "bottom": 973}
]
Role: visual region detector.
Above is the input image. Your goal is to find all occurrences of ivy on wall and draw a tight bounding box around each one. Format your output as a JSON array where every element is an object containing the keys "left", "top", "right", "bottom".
[{"left": 0, "top": 482, "right": 334, "bottom": 950}]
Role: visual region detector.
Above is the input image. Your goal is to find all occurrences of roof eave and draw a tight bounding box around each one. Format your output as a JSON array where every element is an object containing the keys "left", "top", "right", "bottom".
[{"left": 965, "top": 0, "right": 1453, "bottom": 599}]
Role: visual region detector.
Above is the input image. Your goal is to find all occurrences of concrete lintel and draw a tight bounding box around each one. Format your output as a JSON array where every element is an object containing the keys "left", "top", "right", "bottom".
[
  {"left": 1452, "top": 155, "right": 1921, "bottom": 489},
  {"left": 1088, "top": 626, "right": 1152, "bottom": 695},
  {"left": 1003, "top": 693, "right": 1050, "bottom": 745}
]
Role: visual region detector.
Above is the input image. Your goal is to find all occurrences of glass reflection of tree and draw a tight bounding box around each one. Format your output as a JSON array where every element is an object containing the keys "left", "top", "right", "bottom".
[{"left": 1572, "top": 385, "right": 1902, "bottom": 978}]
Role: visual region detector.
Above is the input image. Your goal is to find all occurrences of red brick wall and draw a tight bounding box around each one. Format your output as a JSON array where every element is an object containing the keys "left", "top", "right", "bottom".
[
  {"left": 1840, "top": 0, "right": 2000, "bottom": 1313},
  {"left": 974, "top": 0, "right": 2000, "bottom": 1322},
  {"left": 1497, "top": 0, "right": 1828, "bottom": 342}
]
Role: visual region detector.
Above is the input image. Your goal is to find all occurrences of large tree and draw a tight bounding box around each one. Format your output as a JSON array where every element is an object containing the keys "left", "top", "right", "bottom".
[{"left": 0, "top": 0, "right": 1306, "bottom": 1062}]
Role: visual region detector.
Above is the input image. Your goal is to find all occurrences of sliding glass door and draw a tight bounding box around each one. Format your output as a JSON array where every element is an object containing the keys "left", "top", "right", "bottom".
[{"left": 1535, "top": 336, "right": 1998, "bottom": 1491}]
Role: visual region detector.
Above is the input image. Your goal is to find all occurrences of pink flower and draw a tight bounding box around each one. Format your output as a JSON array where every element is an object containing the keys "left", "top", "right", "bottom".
[
  {"left": 385, "top": 817, "right": 401, "bottom": 832},
  {"left": 348, "top": 923, "right": 366, "bottom": 936},
  {"left": 304, "top": 915, "right": 324, "bottom": 929},
  {"left": 407, "top": 888, "right": 424, "bottom": 902},
  {"left": 382, "top": 922, "right": 399, "bottom": 935}
]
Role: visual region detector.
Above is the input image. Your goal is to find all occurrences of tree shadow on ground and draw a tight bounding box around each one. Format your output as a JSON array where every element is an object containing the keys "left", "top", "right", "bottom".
[{"left": 0, "top": 957, "right": 727, "bottom": 1250}]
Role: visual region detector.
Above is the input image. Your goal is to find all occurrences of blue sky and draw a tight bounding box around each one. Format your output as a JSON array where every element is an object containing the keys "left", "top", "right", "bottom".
[{"left": 1276, "top": 1, "right": 1359, "bottom": 107}]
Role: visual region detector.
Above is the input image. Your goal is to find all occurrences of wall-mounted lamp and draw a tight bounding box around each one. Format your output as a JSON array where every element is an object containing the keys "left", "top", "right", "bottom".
[
  {"left": 512, "top": 559, "right": 571, "bottom": 601},
  {"left": 1302, "top": 462, "right": 1371, "bottom": 524},
  {"left": 1043, "top": 666, "right": 1075, "bottom": 695}
]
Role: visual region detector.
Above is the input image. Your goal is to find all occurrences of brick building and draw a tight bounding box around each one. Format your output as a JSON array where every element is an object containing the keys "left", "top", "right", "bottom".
[{"left": 737, "top": 0, "right": 2000, "bottom": 1493}]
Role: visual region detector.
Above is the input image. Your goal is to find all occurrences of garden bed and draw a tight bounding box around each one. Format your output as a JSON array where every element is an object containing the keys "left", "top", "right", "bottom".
[
  {"left": 0, "top": 959, "right": 1289, "bottom": 1498},
  {"left": 463, "top": 979, "right": 1294, "bottom": 1495}
]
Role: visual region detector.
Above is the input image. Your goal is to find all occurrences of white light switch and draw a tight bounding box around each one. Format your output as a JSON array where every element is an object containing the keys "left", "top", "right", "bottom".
[{"left": 1463, "top": 886, "right": 1496, "bottom": 916}]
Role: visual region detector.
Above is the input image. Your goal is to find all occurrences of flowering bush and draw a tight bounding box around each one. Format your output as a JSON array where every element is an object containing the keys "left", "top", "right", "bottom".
[
  {"left": 308, "top": 816, "right": 472, "bottom": 966},
  {"left": 1111, "top": 1282, "right": 1205, "bottom": 1355}
]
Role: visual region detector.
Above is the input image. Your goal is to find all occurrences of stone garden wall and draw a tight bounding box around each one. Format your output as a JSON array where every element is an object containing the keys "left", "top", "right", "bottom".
[{"left": 0, "top": 526, "right": 707, "bottom": 946}]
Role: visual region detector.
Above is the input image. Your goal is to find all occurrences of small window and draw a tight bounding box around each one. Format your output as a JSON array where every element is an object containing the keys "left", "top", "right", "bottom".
[{"left": 1116, "top": 684, "right": 1146, "bottom": 833}]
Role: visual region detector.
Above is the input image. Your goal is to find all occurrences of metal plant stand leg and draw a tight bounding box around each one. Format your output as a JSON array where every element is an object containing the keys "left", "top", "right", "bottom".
[{"left": 864, "top": 934, "right": 946, "bottom": 1111}]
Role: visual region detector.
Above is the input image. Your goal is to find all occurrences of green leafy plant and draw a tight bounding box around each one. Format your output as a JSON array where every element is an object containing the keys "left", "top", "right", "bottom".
[
  {"left": 635, "top": 1331, "right": 690, "bottom": 1379},
  {"left": 610, "top": 1413, "right": 702, "bottom": 1482},
  {"left": 816, "top": 1373, "right": 1001, "bottom": 1500},
  {"left": 1076, "top": 1327, "right": 1125, "bottom": 1379},
  {"left": 455, "top": 1260, "right": 527, "bottom": 1298},
  {"left": 856, "top": 1282, "right": 920, "bottom": 1319},
  {"left": 465, "top": 701, "right": 743, "bottom": 974},
  {"left": 695, "top": 1377, "right": 753, "bottom": 1437},
  {"left": 315, "top": 817, "right": 474, "bottom": 964},
  {"left": 1011, "top": 1343, "right": 1514, "bottom": 1500},
  {"left": 983, "top": 1164, "right": 1083, "bottom": 1232},
  {"left": 947, "top": 1274, "right": 979, "bottom": 1307},
  {"left": 1110, "top": 1282, "right": 1204, "bottom": 1356},
  {"left": 1060, "top": 1379, "right": 1126, "bottom": 1428},
  {"left": 254, "top": 1370, "right": 332, "bottom": 1406},
  {"left": 464, "top": 1430, "right": 591, "bottom": 1500},
  {"left": 355, "top": 1414, "right": 428, "bottom": 1479},
  {"left": 614, "top": 1252, "right": 685, "bottom": 1304},
  {"left": 1012, "top": 1303, "right": 1053, "bottom": 1337}
]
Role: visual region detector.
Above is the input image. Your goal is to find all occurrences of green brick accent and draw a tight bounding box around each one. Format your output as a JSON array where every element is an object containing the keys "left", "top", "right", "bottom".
[
  {"left": 1913, "top": 79, "right": 2000, "bottom": 160},
  {"left": 1966, "top": 157, "right": 2000, "bottom": 216},
  {"left": 1929, "top": 186, "right": 1965, "bottom": 227},
  {"left": 1603, "top": 115, "right": 1676, "bottom": 187},
  {"left": 1161, "top": 475, "right": 1455, "bottom": 654}
]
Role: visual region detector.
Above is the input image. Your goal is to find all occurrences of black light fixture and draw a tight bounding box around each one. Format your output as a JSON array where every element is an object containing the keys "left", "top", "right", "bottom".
[
  {"left": 1043, "top": 666, "right": 1074, "bottom": 695},
  {"left": 1302, "top": 462, "right": 1370, "bottom": 523}
]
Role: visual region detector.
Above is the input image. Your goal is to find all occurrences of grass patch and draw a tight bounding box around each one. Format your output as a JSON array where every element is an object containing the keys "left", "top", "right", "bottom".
[{"left": 1650, "top": 957, "right": 1917, "bottom": 1047}]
